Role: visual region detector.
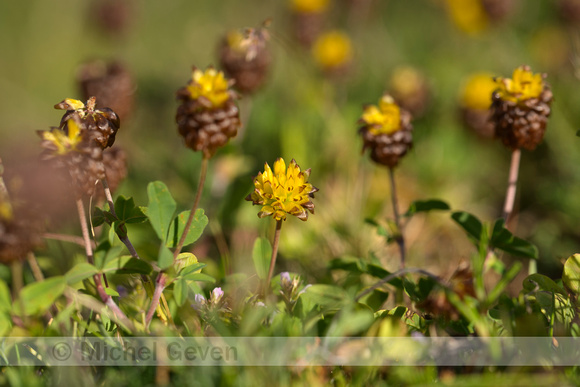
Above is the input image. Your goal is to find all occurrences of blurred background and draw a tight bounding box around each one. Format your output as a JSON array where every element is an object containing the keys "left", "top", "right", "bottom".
[{"left": 1, "top": 0, "right": 579, "bottom": 285}]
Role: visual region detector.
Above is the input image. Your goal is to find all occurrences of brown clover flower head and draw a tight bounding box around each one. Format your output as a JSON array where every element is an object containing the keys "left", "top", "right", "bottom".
[
  {"left": 77, "top": 60, "right": 135, "bottom": 122},
  {"left": 358, "top": 95, "right": 414, "bottom": 168},
  {"left": 176, "top": 67, "right": 241, "bottom": 158},
  {"left": 0, "top": 162, "right": 44, "bottom": 263},
  {"left": 491, "top": 65, "right": 553, "bottom": 150},
  {"left": 219, "top": 24, "right": 272, "bottom": 94},
  {"left": 38, "top": 117, "right": 105, "bottom": 197},
  {"left": 246, "top": 158, "right": 318, "bottom": 222},
  {"left": 55, "top": 96, "right": 120, "bottom": 149}
]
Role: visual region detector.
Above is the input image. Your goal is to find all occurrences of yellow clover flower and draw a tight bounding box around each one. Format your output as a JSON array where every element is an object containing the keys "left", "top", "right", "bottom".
[
  {"left": 186, "top": 67, "right": 232, "bottom": 108},
  {"left": 0, "top": 200, "right": 12, "bottom": 222},
  {"left": 460, "top": 72, "right": 496, "bottom": 110},
  {"left": 494, "top": 66, "right": 545, "bottom": 104},
  {"left": 246, "top": 158, "right": 318, "bottom": 221},
  {"left": 291, "top": 0, "right": 329, "bottom": 13},
  {"left": 360, "top": 95, "right": 402, "bottom": 135},
  {"left": 312, "top": 31, "right": 353, "bottom": 71},
  {"left": 39, "top": 118, "right": 83, "bottom": 156},
  {"left": 445, "top": 0, "right": 488, "bottom": 35}
]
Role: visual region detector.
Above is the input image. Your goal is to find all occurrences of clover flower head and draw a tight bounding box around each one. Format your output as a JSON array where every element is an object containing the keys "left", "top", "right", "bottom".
[
  {"left": 291, "top": 0, "right": 329, "bottom": 13},
  {"left": 38, "top": 118, "right": 84, "bottom": 156},
  {"left": 312, "top": 31, "right": 353, "bottom": 71},
  {"left": 186, "top": 67, "right": 233, "bottom": 108},
  {"left": 360, "top": 95, "right": 402, "bottom": 135},
  {"left": 494, "top": 65, "right": 545, "bottom": 104},
  {"left": 246, "top": 158, "right": 318, "bottom": 222},
  {"left": 446, "top": 0, "right": 488, "bottom": 35},
  {"left": 0, "top": 200, "right": 13, "bottom": 222},
  {"left": 226, "top": 26, "right": 269, "bottom": 61},
  {"left": 54, "top": 97, "right": 111, "bottom": 122},
  {"left": 461, "top": 72, "right": 496, "bottom": 110},
  {"left": 391, "top": 67, "right": 423, "bottom": 97},
  {"left": 54, "top": 96, "right": 120, "bottom": 149}
]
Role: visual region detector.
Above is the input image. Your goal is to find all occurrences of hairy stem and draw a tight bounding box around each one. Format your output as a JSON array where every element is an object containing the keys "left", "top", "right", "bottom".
[
  {"left": 145, "top": 156, "right": 209, "bottom": 327},
  {"left": 42, "top": 232, "right": 95, "bottom": 248},
  {"left": 145, "top": 272, "right": 167, "bottom": 327},
  {"left": 0, "top": 157, "right": 9, "bottom": 201},
  {"left": 264, "top": 220, "right": 283, "bottom": 296},
  {"left": 389, "top": 167, "right": 406, "bottom": 269},
  {"left": 502, "top": 148, "right": 521, "bottom": 227},
  {"left": 10, "top": 261, "right": 23, "bottom": 299},
  {"left": 173, "top": 156, "right": 209, "bottom": 258},
  {"left": 26, "top": 252, "right": 44, "bottom": 282},
  {"left": 76, "top": 198, "right": 134, "bottom": 331}
]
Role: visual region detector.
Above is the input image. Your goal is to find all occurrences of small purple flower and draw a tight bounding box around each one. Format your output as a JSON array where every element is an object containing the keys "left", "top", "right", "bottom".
[
  {"left": 280, "top": 272, "right": 291, "bottom": 284},
  {"left": 192, "top": 293, "right": 206, "bottom": 311},
  {"left": 210, "top": 287, "right": 224, "bottom": 304},
  {"left": 116, "top": 285, "right": 128, "bottom": 298}
]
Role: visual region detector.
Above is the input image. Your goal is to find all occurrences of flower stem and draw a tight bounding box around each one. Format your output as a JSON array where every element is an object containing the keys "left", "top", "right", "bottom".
[
  {"left": 42, "top": 232, "right": 95, "bottom": 248},
  {"left": 502, "top": 148, "right": 521, "bottom": 227},
  {"left": 173, "top": 156, "right": 209, "bottom": 258},
  {"left": 76, "top": 198, "right": 134, "bottom": 331},
  {"left": 10, "top": 260, "right": 23, "bottom": 299},
  {"left": 389, "top": 167, "right": 405, "bottom": 269},
  {"left": 264, "top": 220, "right": 283, "bottom": 295},
  {"left": 145, "top": 156, "right": 209, "bottom": 328},
  {"left": 0, "top": 157, "right": 9, "bottom": 202},
  {"left": 26, "top": 252, "right": 44, "bottom": 282},
  {"left": 145, "top": 272, "right": 167, "bottom": 326}
]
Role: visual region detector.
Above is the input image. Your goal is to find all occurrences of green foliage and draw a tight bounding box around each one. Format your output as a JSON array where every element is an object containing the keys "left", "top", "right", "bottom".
[
  {"left": 146, "top": 181, "right": 177, "bottom": 242},
  {"left": 65, "top": 263, "right": 97, "bottom": 285},
  {"left": 451, "top": 211, "right": 483, "bottom": 241},
  {"left": 452, "top": 212, "right": 538, "bottom": 259},
  {"left": 157, "top": 244, "right": 174, "bottom": 270},
  {"left": 300, "top": 284, "right": 351, "bottom": 312},
  {"left": 404, "top": 199, "right": 450, "bottom": 217},
  {"left": 17, "top": 277, "right": 66, "bottom": 316},
  {"left": 114, "top": 196, "right": 148, "bottom": 224},
  {"left": 563, "top": 254, "right": 580, "bottom": 294},
  {"left": 490, "top": 219, "right": 538, "bottom": 259},
  {"left": 166, "top": 209, "right": 208, "bottom": 248},
  {"left": 102, "top": 256, "right": 152, "bottom": 275},
  {"left": 252, "top": 237, "right": 272, "bottom": 280},
  {"left": 3, "top": 1, "right": 580, "bottom": 384}
]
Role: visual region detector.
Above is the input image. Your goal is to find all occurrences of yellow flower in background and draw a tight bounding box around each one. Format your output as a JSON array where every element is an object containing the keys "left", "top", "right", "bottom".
[
  {"left": 391, "top": 67, "right": 423, "bottom": 98},
  {"left": 0, "top": 200, "right": 13, "bottom": 222},
  {"left": 446, "top": 0, "right": 488, "bottom": 35},
  {"left": 312, "top": 31, "right": 353, "bottom": 71},
  {"left": 186, "top": 67, "right": 231, "bottom": 108},
  {"left": 39, "top": 119, "right": 83, "bottom": 156},
  {"left": 246, "top": 158, "right": 318, "bottom": 221},
  {"left": 360, "top": 95, "right": 402, "bottom": 135},
  {"left": 460, "top": 72, "right": 496, "bottom": 110},
  {"left": 291, "top": 0, "right": 329, "bottom": 13},
  {"left": 494, "top": 66, "right": 545, "bottom": 104}
]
